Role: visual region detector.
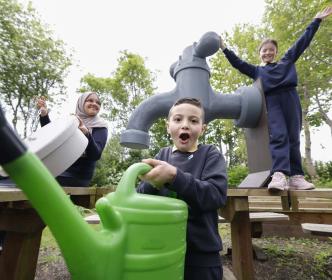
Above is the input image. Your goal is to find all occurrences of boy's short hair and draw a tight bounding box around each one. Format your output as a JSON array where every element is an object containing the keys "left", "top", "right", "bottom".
[{"left": 168, "top": 97, "right": 205, "bottom": 122}]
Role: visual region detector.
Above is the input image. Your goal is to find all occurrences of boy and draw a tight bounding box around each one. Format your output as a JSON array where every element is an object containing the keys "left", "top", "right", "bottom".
[{"left": 137, "top": 97, "right": 227, "bottom": 280}]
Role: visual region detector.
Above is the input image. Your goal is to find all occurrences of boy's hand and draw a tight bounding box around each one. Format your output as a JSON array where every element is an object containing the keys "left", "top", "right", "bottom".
[{"left": 140, "top": 158, "right": 177, "bottom": 189}]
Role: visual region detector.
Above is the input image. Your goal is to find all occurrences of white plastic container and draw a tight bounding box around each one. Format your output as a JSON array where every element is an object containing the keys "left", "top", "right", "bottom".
[{"left": 0, "top": 115, "right": 88, "bottom": 177}]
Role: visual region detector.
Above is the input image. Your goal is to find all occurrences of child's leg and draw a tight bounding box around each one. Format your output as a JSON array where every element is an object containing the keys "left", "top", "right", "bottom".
[
  {"left": 184, "top": 265, "right": 223, "bottom": 280},
  {"left": 282, "top": 90, "right": 304, "bottom": 176},
  {"left": 265, "top": 94, "right": 290, "bottom": 175}
]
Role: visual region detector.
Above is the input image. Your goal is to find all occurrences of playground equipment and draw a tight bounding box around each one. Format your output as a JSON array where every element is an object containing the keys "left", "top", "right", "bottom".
[
  {"left": 120, "top": 31, "right": 263, "bottom": 149},
  {"left": 120, "top": 31, "right": 271, "bottom": 188},
  {"left": 0, "top": 107, "right": 188, "bottom": 280}
]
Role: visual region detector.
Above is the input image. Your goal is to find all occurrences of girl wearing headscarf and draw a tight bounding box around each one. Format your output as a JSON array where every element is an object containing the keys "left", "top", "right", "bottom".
[{"left": 37, "top": 92, "right": 108, "bottom": 187}]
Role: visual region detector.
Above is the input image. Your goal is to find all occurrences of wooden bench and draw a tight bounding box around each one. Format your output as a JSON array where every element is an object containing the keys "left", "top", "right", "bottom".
[
  {"left": 219, "top": 212, "right": 289, "bottom": 238},
  {"left": 301, "top": 223, "right": 332, "bottom": 237},
  {"left": 219, "top": 188, "right": 332, "bottom": 280},
  {"left": 247, "top": 189, "right": 332, "bottom": 237}
]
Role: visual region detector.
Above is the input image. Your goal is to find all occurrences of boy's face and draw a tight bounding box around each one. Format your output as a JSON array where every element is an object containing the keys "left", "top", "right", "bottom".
[{"left": 167, "top": 103, "right": 206, "bottom": 152}]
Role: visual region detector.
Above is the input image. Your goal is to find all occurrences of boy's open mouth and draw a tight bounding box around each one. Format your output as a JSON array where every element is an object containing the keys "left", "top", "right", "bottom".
[{"left": 179, "top": 133, "right": 190, "bottom": 141}]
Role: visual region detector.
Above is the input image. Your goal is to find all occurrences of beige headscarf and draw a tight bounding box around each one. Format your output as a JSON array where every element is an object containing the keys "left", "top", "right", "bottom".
[{"left": 75, "top": 92, "right": 108, "bottom": 133}]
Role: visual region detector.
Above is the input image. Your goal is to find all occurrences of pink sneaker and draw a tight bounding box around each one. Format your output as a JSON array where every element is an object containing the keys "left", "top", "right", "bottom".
[
  {"left": 268, "top": 172, "right": 288, "bottom": 191},
  {"left": 289, "top": 175, "right": 315, "bottom": 190}
]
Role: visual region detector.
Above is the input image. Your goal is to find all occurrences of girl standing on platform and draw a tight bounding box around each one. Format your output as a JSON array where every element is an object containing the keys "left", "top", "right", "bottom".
[{"left": 219, "top": 7, "right": 332, "bottom": 191}]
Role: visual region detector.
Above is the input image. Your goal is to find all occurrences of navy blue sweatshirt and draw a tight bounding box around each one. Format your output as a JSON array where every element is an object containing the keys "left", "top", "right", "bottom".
[
  {"left": 137, "top": 144, "right": 227, "bottom": 267},
  {"left": 40, "top": 115, "right": 108, "bottom": 186},
  {"left": 223, "top": 19, "right": 322, "bottom": 94}
]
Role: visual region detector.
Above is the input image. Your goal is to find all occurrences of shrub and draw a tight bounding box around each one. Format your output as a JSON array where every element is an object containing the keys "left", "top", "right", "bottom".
[{"left": 227, "top": 165, "right": 249, "bottom": 188}]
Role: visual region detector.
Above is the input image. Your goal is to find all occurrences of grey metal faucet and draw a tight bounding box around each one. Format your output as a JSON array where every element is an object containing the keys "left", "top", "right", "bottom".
[{"left": 120, "top": 31, "right": 263, "bottom": 149}]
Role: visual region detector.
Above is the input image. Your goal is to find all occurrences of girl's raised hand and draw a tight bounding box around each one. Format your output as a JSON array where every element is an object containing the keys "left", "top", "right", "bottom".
[
  {"left": 36, "top": 97, "right": 48, "bottom": 117},
  {"left": 76, "top": 115, "right": 89, "bottom": 136},
  {"left": 315, "top": 6, "right": 332, "bottom": 20}
]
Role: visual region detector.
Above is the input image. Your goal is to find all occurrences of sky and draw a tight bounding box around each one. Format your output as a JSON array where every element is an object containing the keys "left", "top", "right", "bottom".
[{"left": 20, "top": 0, "right": 331, "bottom": 162}]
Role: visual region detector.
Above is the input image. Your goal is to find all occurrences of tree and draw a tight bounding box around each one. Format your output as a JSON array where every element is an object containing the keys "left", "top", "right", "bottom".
[
  {"left": 209, "top": 24, "right": 264, "bottom": 167},
  {"left": 80, "top": 51, "right": 160, "bottom": 186},
  {"left": 0, "top": 0, "right": 72, "bottom": 137},
  {"left": 80, "top": 50, "right": 156, "bottom": 132}
]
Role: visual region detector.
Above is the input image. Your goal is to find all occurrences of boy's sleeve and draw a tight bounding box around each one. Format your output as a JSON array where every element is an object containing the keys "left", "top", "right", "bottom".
[
  {"left": 136, "top": 181, "right": 159, "bottom": 195},
  {"left": 167, "top": 146, "right": 227, "bottom": 211},
  {"left": 223, "top": 48, "right": 257, "bottom": 79},
  {"left": 84, "top": 127, "right": 108, "bottom": 160},
  {"left": 281, "top": 18, "right": 321, "bottom": 63}
]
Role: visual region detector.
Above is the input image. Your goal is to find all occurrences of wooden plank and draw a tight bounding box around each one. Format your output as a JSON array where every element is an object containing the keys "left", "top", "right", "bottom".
[
  {"left": 84, "top": 214, "right": 100, "bottom": 224},
  {"left": 0, "top": 208, "right": 45, "bottom": 280},
  {"left": 0, "top": 187, "right": 98, "bottom": 202},
  {"left": 301, "top": 223, "right": 332, "bottom": 237},
  {"left": 63, "top": 187, "right": 96, "bottom": 195},
  {"left": 0, "top": 188, "right": 27, "bottom": 202},
  {"left": 227, "top": 188, "right": 288, "bottom": 197},
  {"left": 219, "top": 212, "right": 289, "bottom": 223},
  {"left": 289, "top": 188, "right": 332, "bottom": 199}
]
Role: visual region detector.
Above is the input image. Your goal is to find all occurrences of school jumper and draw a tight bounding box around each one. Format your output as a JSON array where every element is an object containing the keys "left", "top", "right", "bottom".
[{"left": 137, "top": 144, "right": 227, "bottom": 280}]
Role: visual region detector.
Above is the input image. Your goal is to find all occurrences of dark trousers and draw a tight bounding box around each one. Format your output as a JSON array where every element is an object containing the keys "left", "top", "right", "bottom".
[
  {"left": 184, "top": 265, "right": 223, "bottom": 280},
  {"left": 265, "top": 89, "right": 304, "bottom": 176}
]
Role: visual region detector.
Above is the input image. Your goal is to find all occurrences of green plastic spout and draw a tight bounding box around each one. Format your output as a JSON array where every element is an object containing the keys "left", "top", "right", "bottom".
[
  {"left": 2, "top": 152, "right": 127, "bottom": 279},
  {"left": 3, "top": 154, "right": 188, "bottom": 279}
]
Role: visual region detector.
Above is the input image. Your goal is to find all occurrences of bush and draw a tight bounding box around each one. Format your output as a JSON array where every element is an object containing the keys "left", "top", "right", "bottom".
[
  {"left": 313, "top": 161, "right": 332, "bottom": 188},
  {"left": 227, "top": 165, "right": 249, "bottom": 188}
]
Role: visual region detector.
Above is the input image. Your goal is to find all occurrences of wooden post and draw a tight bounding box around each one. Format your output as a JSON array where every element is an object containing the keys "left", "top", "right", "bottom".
[
  {"left": 0, "top": 207, "right": 45, "bottom": 280},
  {"left": 230, "top": 210, "right": 255, "bottom": 280}
]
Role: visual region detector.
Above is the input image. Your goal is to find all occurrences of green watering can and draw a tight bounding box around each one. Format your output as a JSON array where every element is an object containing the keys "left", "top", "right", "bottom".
[{"left": 0, "top": 107, "right": 188, "bottom": 279}]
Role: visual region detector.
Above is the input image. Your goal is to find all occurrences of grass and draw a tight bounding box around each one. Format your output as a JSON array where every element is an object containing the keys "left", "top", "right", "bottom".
[{"left": 219, "top": 223, "right": 332, "bottom": 279}]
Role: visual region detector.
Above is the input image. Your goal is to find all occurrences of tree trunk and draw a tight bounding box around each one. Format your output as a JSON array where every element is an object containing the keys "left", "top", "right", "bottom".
[
  {"left": 302, "top": 85, "right": 317, "bottom": 178},
  {"left": 315, "top": 94, "right": 332, "bottom": 138}
]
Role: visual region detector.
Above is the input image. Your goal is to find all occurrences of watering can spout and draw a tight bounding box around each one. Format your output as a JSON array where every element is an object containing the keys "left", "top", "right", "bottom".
[{"left": 1, "top": 107, "right": 188, "bottom": 279}]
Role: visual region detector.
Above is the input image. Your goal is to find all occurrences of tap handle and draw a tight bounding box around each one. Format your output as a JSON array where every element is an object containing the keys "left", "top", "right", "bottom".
[{"left": 194, "top": 31, "right": 220, "bottom": 58}]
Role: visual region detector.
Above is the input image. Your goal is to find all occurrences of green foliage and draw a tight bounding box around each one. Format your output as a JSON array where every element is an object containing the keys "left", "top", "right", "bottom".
[
  {"left": 0, "top": 0, "right": 72, "bottom": 136},
  {"left": 80, "top": 50, "right": 156, "bottom": 132},
  {"left": 227, "top": 165, "right": 248, "bottom": 188},
  {"left": 90, "top": 134, "right": 153, "bottom": 187},
  {"left": 82, "top": 52, "right": 159, "bottom": 187},
  {"left": 313, "top": 161, "right": 332, "bottom": 187}
]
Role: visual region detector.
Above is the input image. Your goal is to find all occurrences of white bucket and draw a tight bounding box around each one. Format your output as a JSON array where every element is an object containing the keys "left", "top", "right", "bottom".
[{"left": 0, "top": 115, "right": 88, "bottom": 177}]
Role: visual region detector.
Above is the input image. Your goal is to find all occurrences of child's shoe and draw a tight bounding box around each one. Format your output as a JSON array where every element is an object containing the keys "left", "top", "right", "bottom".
[
  {"left": 268, "top": 172, "right": 288, "bottom": 191},
  {"left": 289, "top": 175, "right": 315, "bottom": 190}
]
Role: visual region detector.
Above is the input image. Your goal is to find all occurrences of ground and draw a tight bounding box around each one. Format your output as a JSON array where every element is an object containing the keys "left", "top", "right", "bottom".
[{"left": 34, "top": 224, "right": 332, "bottom": 280}]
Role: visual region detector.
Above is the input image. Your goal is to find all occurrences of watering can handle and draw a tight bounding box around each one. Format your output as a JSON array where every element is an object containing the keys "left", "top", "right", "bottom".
[
  {"left": 115, "top": 162, "right": 152, "bottom": 197},
  {"left": 0, "top": 106, "right": 27, "bottom": 165}
]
